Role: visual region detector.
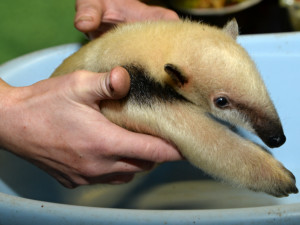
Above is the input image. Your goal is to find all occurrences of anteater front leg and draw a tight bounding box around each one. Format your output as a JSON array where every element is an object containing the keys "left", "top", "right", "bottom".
[{"left": 102, "top": 100, "right": 298, "bottom": 197}]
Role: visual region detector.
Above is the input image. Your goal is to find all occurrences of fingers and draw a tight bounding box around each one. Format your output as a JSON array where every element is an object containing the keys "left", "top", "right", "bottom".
[
  {"left": 112, "top": 158, "right": 155, "bottom": 174},
  {"left": 94, "top": 66, "right": 130, "bottom": 100},
  {"left": 50, "top": 158, "right": 153, "bottom": 187},
  {"left": 74, "top": 0, "right": 179, "bottom": 40},
  {"left": 90, "top": 67, "right": 128, "bottom": 100},
  {"left": 60, "top": 67, "right": 181, "bottom": 161},
  {"left": 155, "top": 8, "right": 179, "bottom": 21},
  {"left": 121, "top": 133, "right": 183, "bottom": 162},
  {"left": 131, "top": 4, "right": 179, "bottom": 22},
  {"left": 86, "top": 160, "right": 154, "bottom": 184},
  {"left": 105, "top": 123, "right": 183, "bottom": 163},
  {"left": 45, "top": 68, "right": 182, "bottom": 188},
  {"left": 95, "top": 173, "right": 135, "bottom": 184},
  {"left": 108, "top": 67, "right": 131, "bottom": 99},
  {"left": 74, "top": 0, "right": 103, "bottom": 33},
  {"left": 70, "top": 67, "right": 130, "bottom": 103}
]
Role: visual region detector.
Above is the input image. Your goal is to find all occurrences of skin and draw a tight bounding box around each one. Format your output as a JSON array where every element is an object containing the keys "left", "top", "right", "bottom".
[
  {"left": 0, "top": 0, "right": 182, "bottom": 188},
  {"left": 74, "top": 0, "right": 179, "bottom": 39}
]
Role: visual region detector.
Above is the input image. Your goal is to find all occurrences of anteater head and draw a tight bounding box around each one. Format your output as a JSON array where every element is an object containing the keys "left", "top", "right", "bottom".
[
  {"left": 149, "top": 20, "right": 285, "bottom": 148},
  {"left": 166, "top": 20, "right": 285, "bottom": 148}
]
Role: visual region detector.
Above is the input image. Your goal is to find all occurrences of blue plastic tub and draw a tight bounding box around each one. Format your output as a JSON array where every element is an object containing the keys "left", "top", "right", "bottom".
[{"left": 0, "top": 32, "right": 300, "bottom": 224}]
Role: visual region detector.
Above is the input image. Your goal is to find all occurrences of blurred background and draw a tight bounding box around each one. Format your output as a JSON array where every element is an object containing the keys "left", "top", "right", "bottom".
[{"left": 0, "top": 0, "right": 299, "bottom": 65}]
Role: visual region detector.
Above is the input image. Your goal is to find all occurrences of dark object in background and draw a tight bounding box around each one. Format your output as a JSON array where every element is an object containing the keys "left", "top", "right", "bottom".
[{"left": 167, "top": 0, "right": 293, "bottom": 34}]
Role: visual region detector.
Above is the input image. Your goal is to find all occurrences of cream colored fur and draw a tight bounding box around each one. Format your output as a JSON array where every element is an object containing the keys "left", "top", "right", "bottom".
[{"left": 52, "top": 20, "right": 297, "bottom": 197}]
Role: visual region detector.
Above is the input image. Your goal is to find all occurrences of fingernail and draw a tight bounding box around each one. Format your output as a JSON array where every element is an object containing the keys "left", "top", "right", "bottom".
[
  {"left": 106, "top": 72, "right": 114, "bottom": 93},
  {"left": 75, "top": 16, "right": 93, "bottom": 24},
  {"left": 109, "top": 81, "right": 114, "bottom": 93}
]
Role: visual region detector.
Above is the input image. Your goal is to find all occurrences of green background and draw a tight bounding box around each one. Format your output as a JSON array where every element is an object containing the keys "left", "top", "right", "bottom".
[{"left": 0, "top": 0, "right": 84, "bottom": 65}]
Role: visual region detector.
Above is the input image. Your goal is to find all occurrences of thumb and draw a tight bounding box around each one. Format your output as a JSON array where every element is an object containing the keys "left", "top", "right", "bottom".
[{"left": 87, "top": 67, "right": 130, "bottom": 101}]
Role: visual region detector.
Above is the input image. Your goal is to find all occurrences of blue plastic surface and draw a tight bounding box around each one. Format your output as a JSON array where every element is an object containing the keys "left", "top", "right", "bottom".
[{"left": 0, "top": 33, "right": 300, "bottom": 224}]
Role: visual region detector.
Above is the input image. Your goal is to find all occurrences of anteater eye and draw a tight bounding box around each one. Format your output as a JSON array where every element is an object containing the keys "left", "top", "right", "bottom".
[{"left": 214, "top": 97, "right": 229, "bottom": 108}]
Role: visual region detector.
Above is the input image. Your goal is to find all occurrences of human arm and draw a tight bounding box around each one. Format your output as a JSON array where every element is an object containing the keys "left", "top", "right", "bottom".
[
  {"left": 0, "top": 67, "right": 182, "bottom": 188},
  {"left": 74, "top": 0, "right": 179, "bottom": 39}
]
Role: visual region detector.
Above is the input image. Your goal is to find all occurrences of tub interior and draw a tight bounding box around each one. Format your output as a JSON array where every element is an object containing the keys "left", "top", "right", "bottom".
[{"left": 0, "top": 34, "right": 300, "bottom": 210}]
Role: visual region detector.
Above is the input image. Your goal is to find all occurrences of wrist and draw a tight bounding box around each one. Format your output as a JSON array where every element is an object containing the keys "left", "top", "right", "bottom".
[
  {"left": 0, "top": 79, "right": 13, "bottom": 149},
  {"left": 0, "top": 79, "right": 26, "bottom": 151}
]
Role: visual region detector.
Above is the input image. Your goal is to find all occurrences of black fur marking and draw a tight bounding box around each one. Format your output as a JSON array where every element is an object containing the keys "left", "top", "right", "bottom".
[
  {"left": 123, "top": 64, "right": 188, "bottom": 106},
  {"left": 164, "top": 63, "right": 188, "bottom": 87}
]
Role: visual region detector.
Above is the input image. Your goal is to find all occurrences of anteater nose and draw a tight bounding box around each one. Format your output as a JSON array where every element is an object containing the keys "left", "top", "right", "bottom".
[{"left": 268, "top": 134, "right": 286, "bottom": 148}]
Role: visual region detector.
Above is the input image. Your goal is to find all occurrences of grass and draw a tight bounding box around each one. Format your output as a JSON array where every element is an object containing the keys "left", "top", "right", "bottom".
[{"left": 0, "top": 0, "right": 84, "bottom": 65}]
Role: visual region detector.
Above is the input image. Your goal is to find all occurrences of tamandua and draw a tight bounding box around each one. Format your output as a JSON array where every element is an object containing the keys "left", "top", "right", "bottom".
[{"left": 51, "top": 19, "right": 298, "bottom": 197}]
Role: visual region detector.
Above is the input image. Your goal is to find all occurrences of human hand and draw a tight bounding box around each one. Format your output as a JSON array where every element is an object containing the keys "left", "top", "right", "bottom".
[
  {"left": 0, "top": 67, "right": 182, "bottom": 188},
  {"left": 74, "top": 0, "right": 179, "bottom": 39}
]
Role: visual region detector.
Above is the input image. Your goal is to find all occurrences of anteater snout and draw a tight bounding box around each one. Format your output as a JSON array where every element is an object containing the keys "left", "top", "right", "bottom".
[
  {"left": 267, "top": 134, "right": 286, "bottom": 148},
  {"left": 252, "top": 117, "right": 286, "bottom": 148}
]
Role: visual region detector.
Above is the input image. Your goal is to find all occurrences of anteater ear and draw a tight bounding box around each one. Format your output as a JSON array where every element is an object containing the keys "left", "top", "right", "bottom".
[
  {"left": 164, "top": 64, "right": 188, "bottom": 87},
  {"left": 223, "top": 18, "right": 239, "bottom": 40}
]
